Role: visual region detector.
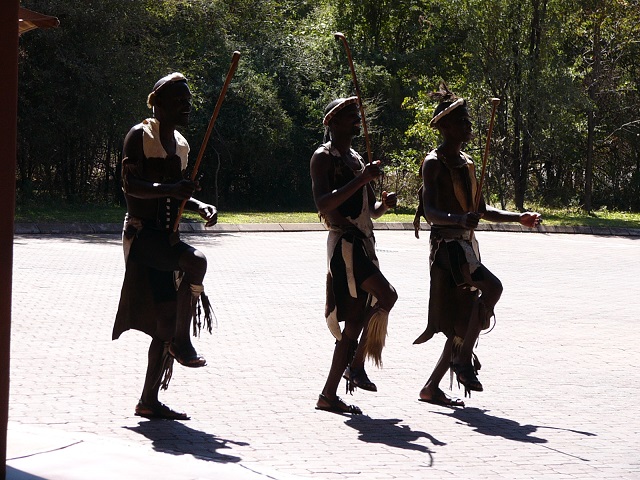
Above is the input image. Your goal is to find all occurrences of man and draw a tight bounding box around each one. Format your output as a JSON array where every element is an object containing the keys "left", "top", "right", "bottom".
[
  {"left": 113, "top": 72, "right": 218, "bottom": 420},
  {"left": 310, "top": 97, "right": 398, "bottom": 414},
  {"left": 414, "top": 84, "right": 540, "bottom": 407}
]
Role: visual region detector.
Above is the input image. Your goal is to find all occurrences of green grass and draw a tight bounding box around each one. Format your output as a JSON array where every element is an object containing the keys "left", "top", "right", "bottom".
[
  {"left": 528, "top": 206, "right": 640, "bottom": 229},
  {"left": 13, "top": 202, "right": 640, "bottom": 229}
]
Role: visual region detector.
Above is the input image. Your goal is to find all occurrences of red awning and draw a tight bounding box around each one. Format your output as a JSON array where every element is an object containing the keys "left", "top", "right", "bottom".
[{"left": 19, "top": 6, "right": 59, "bottom": 35}]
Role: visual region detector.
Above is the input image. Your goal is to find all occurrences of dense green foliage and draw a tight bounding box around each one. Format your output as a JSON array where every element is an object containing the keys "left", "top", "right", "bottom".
[{"left": 17, "top": 0, "right": 640, "bottom": 212}]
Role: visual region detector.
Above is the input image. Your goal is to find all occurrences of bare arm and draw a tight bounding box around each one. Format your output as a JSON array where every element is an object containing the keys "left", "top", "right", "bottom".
[
  {"left": 122, "top": 126, "right": 197, "bottom": 201},
  {"left": 483, "top": 205, "right": 541, "bottom": 228},
  {"left": 310, "top": 149, "right": 382, "bottom": 215},
  {"left": 370, "top": 183, "right": 398, "bottom": 219},
  {"left": 421, "top": 156, "right": 481, "bottom": 229},
  {"left": 122, "top": 126, "right": 218, "bottom": 226}
]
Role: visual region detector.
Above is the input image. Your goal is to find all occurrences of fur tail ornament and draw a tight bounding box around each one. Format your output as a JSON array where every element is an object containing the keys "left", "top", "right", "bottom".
[{"left": 364, "top": 307, "right": 389, "bottom": 367}]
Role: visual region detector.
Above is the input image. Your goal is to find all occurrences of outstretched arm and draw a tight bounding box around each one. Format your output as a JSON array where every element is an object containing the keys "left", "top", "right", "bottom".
[
  {"left": 482, "top": 204, "right": 541, "bottom": 227},
  {"left": 184, "top": 197, "right": 218, "bottom": 227}
]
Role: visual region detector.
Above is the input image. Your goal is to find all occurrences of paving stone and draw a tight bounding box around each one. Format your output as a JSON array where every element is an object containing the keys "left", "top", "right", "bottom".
[{"left": 7, "top": 230, "right": 640, "bottom": 479}]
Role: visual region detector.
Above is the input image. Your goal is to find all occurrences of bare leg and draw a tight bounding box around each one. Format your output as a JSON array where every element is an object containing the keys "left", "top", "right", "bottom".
[
  {"left": 420, "top": 337, "right": 453, "bottom": 399},
  {"left": 456, "top": 299, "right": 483, "bottom": 365},
  {"left": 321, "top": 334, "right": 357, "bottom": 400},
  {"left": 139, "top": 338, "right": 165, "bottom": 407},
  {"left": 171, "top": 249, "right": 208, "bottom": 367},
  {"left": 317, "top": 333, "right": 362, "bottom": 414},
  {"left": 173, "top": 280, "right": 197, "bottom": 347},
  {"left": 350, "top": 309, "right": 372, "bottom": 370},
  {"left": 455, "top": 265, "right": 502, "bottom": 366},
  {"left": 317, "top": 301, "right": 367, "bottom": 412},
  {"left": 418, "top": 337, "right": 464, "bottom": 407},
  {"left": 136, "top": 339, "right": 189, "bottom": 420},
  {"left": 351, "top": 272, "right": 397, "bottom": 369},
  {"left": 448, "top": 265, "right": 503, "bottom": 394}
]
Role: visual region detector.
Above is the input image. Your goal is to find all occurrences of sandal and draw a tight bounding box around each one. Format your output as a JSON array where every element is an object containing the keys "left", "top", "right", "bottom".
[
  {"left": 451, "top": 362, "right": 483, "bottom": 397},
  {"left": 135, "top": 401, "right": 190, "bottom": 420},
  {"left": 343, "top": 365, "right": 377, "bottom": 393},
  {"left": 315, "top": 394, "right": 362, "bottom": 415},
  {"left": 419, "top": 388, "right": 465, "bottom": 408},
  {"left": 169, "top": 342, "right": 207, "bottom": 368}
]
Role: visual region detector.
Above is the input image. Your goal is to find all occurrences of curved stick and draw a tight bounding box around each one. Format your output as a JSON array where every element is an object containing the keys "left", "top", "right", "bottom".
[
  {"left": 474, "top": 98, "right": 501, "bottom": 211},
  {"left": 334, "top": 32, "right": 373, "bottom": 164},
  {"left": 173, "top": 51, "right": 241, "bottom": 232}
]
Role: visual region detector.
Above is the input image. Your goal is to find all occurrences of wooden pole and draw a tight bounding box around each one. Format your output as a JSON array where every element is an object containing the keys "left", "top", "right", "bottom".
[
  {"left": 334, "top": 32, "right": 373, "bottom": 165},
  {"left": 173, "top": 51, "right": 241, "bottom": 232},
  {"left": 474, "top": 98, "right": 501, "bottom": 210}
]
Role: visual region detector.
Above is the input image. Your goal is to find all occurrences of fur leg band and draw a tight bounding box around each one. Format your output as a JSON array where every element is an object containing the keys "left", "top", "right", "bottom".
[
  {"left": 189, "top": 284, "right": 214, "bottom": 337},
  {"left": 159, "top": 342, "right": 175, "bottom": 391}
]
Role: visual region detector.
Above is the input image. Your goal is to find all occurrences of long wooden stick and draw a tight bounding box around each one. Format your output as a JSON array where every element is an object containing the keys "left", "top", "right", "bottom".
[
  {"left": 474, "top": 97, "right": 501, "bottom": 211},
  {"left": 173, "top": 50, "right": 241, "bottom": 232},
  {"left": 334, "top": 32, "right": 373, "bottom": 164}
]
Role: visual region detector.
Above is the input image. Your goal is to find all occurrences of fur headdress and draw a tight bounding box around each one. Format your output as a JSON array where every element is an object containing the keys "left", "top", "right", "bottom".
[{"left": 429, "top": 82, "right": 465, "bottom": 127}]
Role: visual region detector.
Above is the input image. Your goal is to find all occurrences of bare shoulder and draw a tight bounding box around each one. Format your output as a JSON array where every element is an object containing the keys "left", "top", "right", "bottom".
[
  {"left": 310, "top": 145, "right": 332, "bottom": 172},
  {"left": 124, "top": 124, "right": 143, "bottom": 144},
  {"left": 421, "top": 151, "right": 442, "bottom": 177},
  {"left": 311, "top": 143, "right": 331, "bottom": 159},
  {"left": 123, "top": 124, "right": 144, "bottom": 158}
]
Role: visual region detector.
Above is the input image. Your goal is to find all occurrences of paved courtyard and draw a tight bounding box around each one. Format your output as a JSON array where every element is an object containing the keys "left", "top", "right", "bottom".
[{"left": 6, "top": 229, "right": 640, "bottom": 479}]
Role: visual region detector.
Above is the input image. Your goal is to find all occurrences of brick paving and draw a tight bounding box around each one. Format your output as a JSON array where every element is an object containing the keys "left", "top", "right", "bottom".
[{"left": 7, "top": 229, "right": 640, "bottom": 479}]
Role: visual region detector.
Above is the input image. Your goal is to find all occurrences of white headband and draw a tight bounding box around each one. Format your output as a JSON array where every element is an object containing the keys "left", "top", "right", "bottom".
[
  {"left": 430, "top": 98, "right": 465, "bottom": 127},
  {"left": 323, "top": 96, "right": 359, "bottom": 126}
]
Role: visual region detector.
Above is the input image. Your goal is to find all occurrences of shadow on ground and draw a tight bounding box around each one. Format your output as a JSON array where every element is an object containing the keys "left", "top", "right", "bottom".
[
  {"left": 6, "top": 466, "right": 47, "bottom": 480},
  {"left": 433, "top": 407, "right": 596, "bottom": 461},
  {"left": 345, "top": 416, "right": 445, "bottom": 467},
  {"left": 125, "top": 421, "right": 249, "bottom": 463}
]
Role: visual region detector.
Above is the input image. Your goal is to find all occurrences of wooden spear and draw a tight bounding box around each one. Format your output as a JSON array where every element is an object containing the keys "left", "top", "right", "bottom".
[{"left": 173, "top": 51, "right": 241, "bottom": 232}]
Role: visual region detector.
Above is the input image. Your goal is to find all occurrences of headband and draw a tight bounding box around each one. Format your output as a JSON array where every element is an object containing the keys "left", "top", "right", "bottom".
[
  {"left": 430, "top": 98, "right": 465, "bottom": 127},
  {"left": 147, "top": 72, "right": 187, "bottom": 108},
  {"left": 323, "top": 96, "right": 359, "bottom": 126}
]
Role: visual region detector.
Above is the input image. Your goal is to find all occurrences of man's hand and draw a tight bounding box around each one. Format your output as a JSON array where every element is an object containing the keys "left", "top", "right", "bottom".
[
  {"left": 457, "top": 212, "right": 483, "bottom": 229},
  {"left": 413, "top": 211, "right": 422, "bottom": 239},
  {"left": 362, "top": 160, "right": 383, "bottom": 183},
  {"left": 171, "top": 179, "right": 200, "bottom": 201},
  {"left": 519, "top": 212, "right": 541, "bottom": 228},
  {"left": 382, "top": 191, "right": 397, "bottom": 208},
  {"left": 199, "top": 204, "right": 218, "bottom": 227}
]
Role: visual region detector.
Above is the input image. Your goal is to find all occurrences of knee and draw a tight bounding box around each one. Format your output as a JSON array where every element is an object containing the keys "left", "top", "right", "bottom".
[
  {"left": 182, "top": 250, "right": 207, "bottom": 279},
  {"left": 480, "top": 285, "right": 502, "bottom": 314},
  {"left": 489, "top": 278, "right": 503, "bottom": 302},
  {"left": 193, "top": 249, "right": 207, "bottom": 271},
  {"left": 343, "top": 322, "right": 364, "bottom": 340},
  {"left": 379, "top": 284, "right": 398, "bottom": 311}
]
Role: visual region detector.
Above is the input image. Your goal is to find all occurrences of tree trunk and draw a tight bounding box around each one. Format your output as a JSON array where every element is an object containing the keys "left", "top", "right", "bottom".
[
  {"left": 510, "top": 13, "right": 524, "bottom": 210},
  {"left": 584, "top": 17, "right": 601, "bottom": 213},
  {"left": 585, "top": 109, "right": 595, "bottom": 212}
]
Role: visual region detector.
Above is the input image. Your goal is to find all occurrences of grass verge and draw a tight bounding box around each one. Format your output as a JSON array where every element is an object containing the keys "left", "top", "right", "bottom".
[{"left": 14, "top": 203, "right": 640, "bottom": 229}]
